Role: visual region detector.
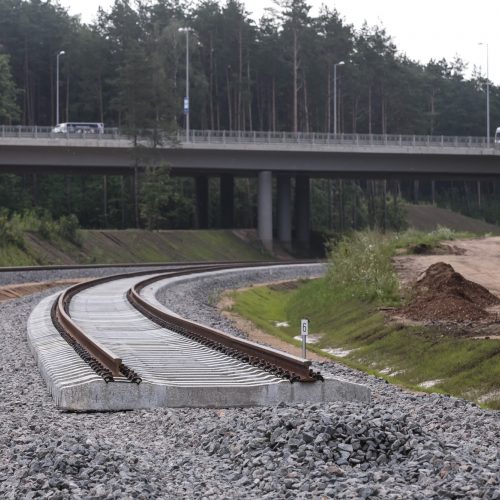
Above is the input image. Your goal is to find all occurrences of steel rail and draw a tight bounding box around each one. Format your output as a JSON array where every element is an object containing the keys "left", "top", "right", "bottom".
[
  {"left": 52, "top": 264, "right": 227, "bottom": 383},
  {"left": 127, "top": 268, "right": 322, "bottom": 383},
  {"left": 53, "top": 294, "right": 122, "bottom": 379},
  {"left": 52, "top": 261, "right": 319, "bottom": 384},
  {"left": 0, "top": 258, "right": 289, "bottom": 273}
]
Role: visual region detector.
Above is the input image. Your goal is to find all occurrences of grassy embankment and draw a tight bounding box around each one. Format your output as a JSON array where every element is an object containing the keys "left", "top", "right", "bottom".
[
  {"left": 230, "top": 229, "right": 500, "bottom": 409},
  {"left": 0, "top": 211, "right": 271, "bottom": 265}
]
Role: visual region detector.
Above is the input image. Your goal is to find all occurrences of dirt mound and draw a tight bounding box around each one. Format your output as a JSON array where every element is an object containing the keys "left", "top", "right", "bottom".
[{"left": 400, "top": 262, "right": 500, "bottom": 322}]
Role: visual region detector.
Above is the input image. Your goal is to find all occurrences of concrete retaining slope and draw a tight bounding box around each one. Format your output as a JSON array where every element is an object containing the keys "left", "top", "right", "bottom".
[{"left": 28, "top": 293, "right": 371, "bottom": 411}]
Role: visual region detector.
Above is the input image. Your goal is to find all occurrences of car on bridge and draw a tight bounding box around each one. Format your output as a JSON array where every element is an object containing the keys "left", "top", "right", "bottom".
[{"left": 52, "top": 122, "right": 104, "bottom": 134}]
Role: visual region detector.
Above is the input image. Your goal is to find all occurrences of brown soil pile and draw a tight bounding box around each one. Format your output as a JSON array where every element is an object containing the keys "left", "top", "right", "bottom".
[{"left": 400, "top": 262, "right": 500, "bottom": 322}]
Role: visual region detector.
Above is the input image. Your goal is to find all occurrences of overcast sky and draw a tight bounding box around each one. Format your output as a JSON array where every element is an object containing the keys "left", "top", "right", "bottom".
[{"left": 58, "top": 0, "right": 500, "bottom": 84}]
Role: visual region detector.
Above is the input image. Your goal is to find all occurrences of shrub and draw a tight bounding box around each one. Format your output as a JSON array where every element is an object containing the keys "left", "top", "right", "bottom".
[
  {"left": 4, "top": 210, "right": 82, "bottom": 244},
  {"left": 57, "top": 214, "right": 82, "bottom": 245},
  {"left": 0, "top": 209, "right": 24, "bottom": 248},
  {"left": 326, "top": 231, "right": 400, "bottom": 305}
]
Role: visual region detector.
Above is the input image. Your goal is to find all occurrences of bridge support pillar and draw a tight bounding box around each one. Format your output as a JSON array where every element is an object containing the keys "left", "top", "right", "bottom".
[
  {"left": 277, "top": 175, "right": 292, "bottom": 250},
  {"left": 220, "top": 174, "right": 234, "bottom": 228},
  {"left": 195, "top": 176, "right": 209, "bottom": 229},
  {"left": 258, "top": 170, "right": 273, "bottom": 252},
  {"left": 295, "top": 175, "right": 310, "bottom": 251}
]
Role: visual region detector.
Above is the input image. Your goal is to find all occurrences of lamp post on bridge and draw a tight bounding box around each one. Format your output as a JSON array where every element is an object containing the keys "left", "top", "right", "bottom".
[
  {"left": 56, "top": 50, "right": 65, "bottom": 126},
  {"left": 479, "top": 42, "right": 490, "bottom": 147},
  {"left": 179, "top": 27, "right": 192, "bottom": 142},
  {"left": 333, "top": 61, "right": 345, "bottom": 136}
]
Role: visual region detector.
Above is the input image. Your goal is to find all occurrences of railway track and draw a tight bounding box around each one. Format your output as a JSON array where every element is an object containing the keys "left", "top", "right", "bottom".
[{"left": 27, "top": 262, "right": 371, "bottom": 410}]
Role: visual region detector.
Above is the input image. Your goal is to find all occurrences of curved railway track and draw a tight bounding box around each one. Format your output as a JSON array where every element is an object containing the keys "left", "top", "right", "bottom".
[{"left": 27, "top": 261, "right": 371, "bottom": 409}]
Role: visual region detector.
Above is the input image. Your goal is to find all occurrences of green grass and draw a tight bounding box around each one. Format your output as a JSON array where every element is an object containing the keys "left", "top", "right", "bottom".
[
  {"left": 390, "top": 226, "right": 474, "bottom": 253},
  {"left": 230, "top": 280, "right": 500, "bottom": 409},
  {"left": 0, "top": 228, "right": 272, "bottom": 266},
  {"left": 229, "top": 229, "right": 500, "bottom": 410},
  {"left": 0, "top": 243, "right": 39, "bottom": 266}
]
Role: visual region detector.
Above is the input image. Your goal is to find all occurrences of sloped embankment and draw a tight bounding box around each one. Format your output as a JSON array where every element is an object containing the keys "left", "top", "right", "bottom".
[
  {"left": 2, "top": 229, "right": 272, "bottom": 266},
  {"left": 405, "top": 204, "right": 500, "bottom": 234}
]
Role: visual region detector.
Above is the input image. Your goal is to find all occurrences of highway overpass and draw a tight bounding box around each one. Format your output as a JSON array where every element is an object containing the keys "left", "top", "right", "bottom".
[{"left": 1, "top": 127, "right": 499, "bottom": 250}]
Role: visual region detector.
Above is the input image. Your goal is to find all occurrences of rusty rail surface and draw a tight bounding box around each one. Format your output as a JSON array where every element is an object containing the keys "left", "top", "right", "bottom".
[
  {"left": 51, "top": 264, "right": 231, "bottom": 383},
  {"left": 128, "top": 268, "right": 323, "bottom": 383},
  {"left": 52, "top": 261, "right": 322, "bottom": 384}
]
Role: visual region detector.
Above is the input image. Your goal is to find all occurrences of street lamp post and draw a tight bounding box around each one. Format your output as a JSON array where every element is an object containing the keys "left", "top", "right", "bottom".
[
  {"left": 333, "top": 61, "right": 345, "bottom": 136},
  {"left": 56, "top": 50, "right": 65, "bottom": 126},
  {"left": 179, "top": 27, "right": 192, "bottom": 142},
  {"left": 479, "top": 42, "right": 490, "bottom": 146}
]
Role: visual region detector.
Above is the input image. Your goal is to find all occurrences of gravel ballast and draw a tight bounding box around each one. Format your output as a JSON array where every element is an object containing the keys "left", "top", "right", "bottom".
[{"left": 0, "top": 265, "right": 498, "bottom": 499}]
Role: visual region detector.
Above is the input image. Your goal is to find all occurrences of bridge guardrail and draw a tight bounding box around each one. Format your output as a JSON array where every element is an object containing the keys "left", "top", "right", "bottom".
[
  {"left": 0, "top": 125, "right": 495, "bottom": 149},
  {"left": 187, "top": 130, "right": 492, "bottom": 148},
  {"left": 0, "top": 125, "right": 120, "bottom": 139}
]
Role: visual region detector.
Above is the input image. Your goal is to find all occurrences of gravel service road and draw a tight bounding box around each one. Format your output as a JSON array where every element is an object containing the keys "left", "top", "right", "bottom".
[{"left": 0, "top": 265, "right": 498, "bottom": 499}]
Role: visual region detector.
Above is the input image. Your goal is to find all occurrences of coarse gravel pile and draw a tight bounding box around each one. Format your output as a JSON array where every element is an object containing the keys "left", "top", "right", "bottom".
[{"left": 0, "top": 265, "right": 499, "bottom": 499}]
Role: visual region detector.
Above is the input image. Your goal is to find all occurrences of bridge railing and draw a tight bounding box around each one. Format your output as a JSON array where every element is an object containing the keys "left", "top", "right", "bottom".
[
  {"left": 0, "top": 125, "right": 120, "bottom": 139},
  {"left": 0, "top": 125, "right": 494, "bottom": 148},
  {"left": 186, "top": 129, "right": 492, "bottom": 148}
]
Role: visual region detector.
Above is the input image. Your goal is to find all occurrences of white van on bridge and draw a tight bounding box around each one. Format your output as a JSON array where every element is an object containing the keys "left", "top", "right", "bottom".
[{"left": 52, "top": 122, "right": 104, "bottom": 134}]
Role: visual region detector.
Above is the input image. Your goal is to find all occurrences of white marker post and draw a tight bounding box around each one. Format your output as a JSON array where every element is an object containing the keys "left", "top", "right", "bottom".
[{"left": 300, "top": 318, "right": 309, "bottom": 359}]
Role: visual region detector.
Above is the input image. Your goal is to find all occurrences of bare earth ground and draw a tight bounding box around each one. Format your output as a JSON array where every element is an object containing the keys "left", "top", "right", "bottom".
[
  {"left": 394, "top": 236, "right": 500, "bottom": 295},
  {"left": 0, "top": 279, "right": 85, "bottom": 303},
  {"left": 393, "top": 237, "right": 500, "bottom": 338}
]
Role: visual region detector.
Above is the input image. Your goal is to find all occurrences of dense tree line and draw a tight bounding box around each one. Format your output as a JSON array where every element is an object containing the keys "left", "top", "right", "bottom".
[
  {"left": 0, "top": 0, "right": 498, "bottom": 135},
  {"left": 1, "top": 0, "right": 500, "bottom": 240}
]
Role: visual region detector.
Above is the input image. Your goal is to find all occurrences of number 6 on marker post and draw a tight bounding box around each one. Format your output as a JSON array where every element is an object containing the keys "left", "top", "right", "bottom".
[{"left": 301, "top": 319, "right": 309, "bottom": 336}]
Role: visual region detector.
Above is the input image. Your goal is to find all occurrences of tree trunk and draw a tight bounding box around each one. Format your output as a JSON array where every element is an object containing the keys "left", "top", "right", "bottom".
[
  {"left": 327, "top": 179, "right": 332, "bottom": 229},
  {"left": 382, "top": 179, "right": 387, "bottom": 233},
  {"left": 272, "top": 77, "right": 276, "bottom": 132},
  {"left": 121, "top": 176, "right": 126, "bottom": 228},
  {"left": 381, "top": 90, "right": 386, "bottom": 135},
  {"left": 327, "top": 65, "right": 331, "bottom": 133},
  {"left": 293, "top": 29, "right": 298, "bottom": 133},
  {"left": 463, "top": 182, "right": 471, "bottom": 213},
  {"left": 65, "top": 176, "right": 71, "bottom": 212},
  {"left": 303, "top": 76, "right": 309, "bottom": 133},
  {"left": 209, "top": 35, "right": 215, "bottom": 130},
  {"left": 98, "top": 75, "right": 104, "bottom": 123},
  {"left": 352, "top": 98, "right": 358, "bottom": 133},
  {"left": 66, "top": 77, "right": 70, "bottom": 122},
  {"left": 24, "top": 38, "right": 32, "bottom": 124},
  {"left": 413, "top": 180, "right": 419, "bottom": 204},
  {"left": 134, "top": 167, "right": 140, "bottom": 228},
  {"left": 226, "top": 66, "right": 232, "bottom": 131},
  {"left": 103, "top": 176, "right": 108, "bottom": 228},
  {"left": 368, "top": 180, "right": 375, "bottom": 229},
  {"left": 338, "top": 179, "right": 344, "bottom": 232},
  {"left": 368, "top": 87, "right": 372, "bottom": 135},
  {"left": 430, "top": 91, "right": 434, "bottom": 135},
  {"left": 247, "top": 58, "right": 252, "bottom": 131}
]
